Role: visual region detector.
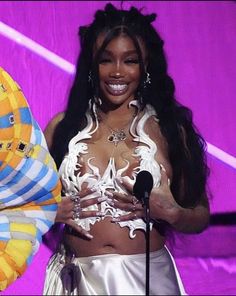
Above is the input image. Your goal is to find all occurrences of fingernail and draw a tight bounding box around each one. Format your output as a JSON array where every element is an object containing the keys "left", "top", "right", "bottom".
[
  {"left": 167, "top": 178, "right": 171, "bottom": 186},
  {"left": 98, "top": 196, "right": 108, "bottom": 202},
  {"left": 96, "top": 211, "right": 105, "bottom": 217},
  {"left": 112, "top": 217, "right": 120, "bottom": 222},
  {"left": 160, "top": 164, "right": 166, "bottom": 172},
  {"left": 85, "top": 233, "right": 93, "bottom": 239},
  {"left": 105, "top": 190, "right": 113, "bottom": 197},
  {"left": 107, "top": 199, "right": 115, "bottom": 206},
  {"left": 116, "top": 176, "right": 123, "bottom": 184}
]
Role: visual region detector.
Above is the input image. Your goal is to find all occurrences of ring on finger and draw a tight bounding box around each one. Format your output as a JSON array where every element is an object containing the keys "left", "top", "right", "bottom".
[
  {"left": 72, "top": 211, "right": 81, "bottom": 220},
  {"left": 72, "top": 208, "right": 81, "bottom": 220},
  {"left": 73, "top": 203, "right": 81, "bottom": 211},
  {"left": 72, "top": 204, "right": 81, "bottom": 220},
  {"left": 132, "top": 204, "right": 136, "bottom": 212},
  {"left": 70, "top": 194, "right": 80, "bottom": 204},
  {"left": 132, "top": 196, "right": 139, "bottom": 205}
]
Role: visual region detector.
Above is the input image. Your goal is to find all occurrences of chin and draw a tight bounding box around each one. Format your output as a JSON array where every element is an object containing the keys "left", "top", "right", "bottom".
[{"left": 102, "top": 94, "right": 133, "bottom": 107}]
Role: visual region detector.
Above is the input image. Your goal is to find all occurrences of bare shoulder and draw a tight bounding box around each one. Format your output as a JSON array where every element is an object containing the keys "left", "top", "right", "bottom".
[{"left": 44, "top": 112, "right": 65, "bottom": 149}]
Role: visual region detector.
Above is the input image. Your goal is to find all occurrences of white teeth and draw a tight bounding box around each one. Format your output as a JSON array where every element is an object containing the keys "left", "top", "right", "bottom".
[{"left": 108, "top": 84, "right": 127, "bottom": 91}]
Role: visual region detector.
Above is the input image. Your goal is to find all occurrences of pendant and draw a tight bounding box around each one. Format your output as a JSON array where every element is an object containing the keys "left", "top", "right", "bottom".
[{"left": 108, "top": 129, "right": 126, "bottom": 146}]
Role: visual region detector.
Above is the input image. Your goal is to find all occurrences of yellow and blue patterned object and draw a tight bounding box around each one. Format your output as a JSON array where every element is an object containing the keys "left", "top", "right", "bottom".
[{"left": 0, "top": 67, "right": 61, "bottom": 291}]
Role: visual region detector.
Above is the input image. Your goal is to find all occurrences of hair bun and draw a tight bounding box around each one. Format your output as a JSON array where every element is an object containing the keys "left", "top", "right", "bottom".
[
  {"left": 95, "top": 10, "right": 106, "bottom": 20},
  {"left": 129, "top": 6, "right": 140, "bottom": 15},
  {"left": 105, "top": 3, "right": 117, "bottom": 13},
  {"left": 145, "top": 13, "right": 157, "bottom": 23}
]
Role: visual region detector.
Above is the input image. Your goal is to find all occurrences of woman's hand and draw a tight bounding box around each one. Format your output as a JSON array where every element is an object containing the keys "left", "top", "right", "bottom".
[
  {"left": 148, "top": 167, "right": 181, "bottom": 225},
  {"left": 106, "top": 186, "right": 144, "bottom": 222},
  {"left": 55, "top": 188, "right": 107, "bottom": 239},
  {"left": 107, "top": 166, "right": 181, "bottom": 225}
]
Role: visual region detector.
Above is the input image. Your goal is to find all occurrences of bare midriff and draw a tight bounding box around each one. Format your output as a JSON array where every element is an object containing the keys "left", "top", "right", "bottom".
[{"left": 63, "top": 217, "right": 165, "bottom": 257}]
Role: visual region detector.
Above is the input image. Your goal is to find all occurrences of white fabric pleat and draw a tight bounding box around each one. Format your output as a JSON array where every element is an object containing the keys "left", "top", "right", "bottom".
[{"left": 43, "top": 246, "right": 186, "bottom": 295}]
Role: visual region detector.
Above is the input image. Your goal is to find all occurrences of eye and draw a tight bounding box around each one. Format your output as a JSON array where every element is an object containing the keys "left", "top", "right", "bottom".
[
  {"left": 125, "top": 58, "right": 139, "bottom": 64},
  {"left": 99, "top": 56, "right": 111, "bottom": 64}
]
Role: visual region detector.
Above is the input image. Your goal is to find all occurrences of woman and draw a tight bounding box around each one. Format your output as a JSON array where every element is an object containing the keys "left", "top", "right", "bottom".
[{"left": 43, "top": 3, "right": 210, "bottom": 295}]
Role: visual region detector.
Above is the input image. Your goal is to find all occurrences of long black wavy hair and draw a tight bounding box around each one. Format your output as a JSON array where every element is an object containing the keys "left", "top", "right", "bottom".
[{"left": 50, "top": 3, "right": 209, "bottom": 208}]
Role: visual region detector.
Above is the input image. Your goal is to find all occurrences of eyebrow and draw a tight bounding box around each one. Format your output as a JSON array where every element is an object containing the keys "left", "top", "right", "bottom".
[{"left": 102, "top": 49, "right": 138, "bottom": 55}]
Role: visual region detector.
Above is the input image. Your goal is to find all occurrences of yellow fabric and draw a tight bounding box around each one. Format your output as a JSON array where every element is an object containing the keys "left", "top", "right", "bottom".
[
  {"left": 5, "top": 240, "right": 32, "bottom": 268},
  {"left": 10, "top": 222, "right": 37, "bottom": 236}
]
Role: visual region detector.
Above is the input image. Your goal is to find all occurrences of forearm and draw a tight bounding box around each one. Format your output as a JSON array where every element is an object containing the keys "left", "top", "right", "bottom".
[{"left": 170, "top": 204, "right": 210, "bottom": 234}]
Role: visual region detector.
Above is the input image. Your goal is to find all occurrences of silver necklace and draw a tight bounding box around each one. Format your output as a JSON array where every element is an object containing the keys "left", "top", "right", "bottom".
[
  {"left": 99, "top": 110, "right": 138, "bottom": 146},
  {"left": 107, "top": 128, "right": 127, "bottom": 146}
]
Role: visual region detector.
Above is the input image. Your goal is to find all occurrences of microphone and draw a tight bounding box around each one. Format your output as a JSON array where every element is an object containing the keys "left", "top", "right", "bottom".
[
  {"left": 133, "top": 170, "right": 154, "bottom": 296},
  {"left": 133, "top": 170, "right": 154, "bottom": 204}
]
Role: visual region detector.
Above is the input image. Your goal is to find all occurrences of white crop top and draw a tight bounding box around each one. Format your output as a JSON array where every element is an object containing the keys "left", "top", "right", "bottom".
[{"left": 59, "top": 100, "right": 161, "bottom": 238}]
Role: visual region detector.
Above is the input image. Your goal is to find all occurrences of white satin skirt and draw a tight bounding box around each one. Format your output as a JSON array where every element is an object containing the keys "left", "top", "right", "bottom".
[{"left": 43, "top": 246, "right": 186, "bottom": 295}]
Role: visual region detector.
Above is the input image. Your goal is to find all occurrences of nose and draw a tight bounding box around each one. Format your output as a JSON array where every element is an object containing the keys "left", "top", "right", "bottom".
[{"left": 109, "top": 62, "right": 124, "bottom": 78}]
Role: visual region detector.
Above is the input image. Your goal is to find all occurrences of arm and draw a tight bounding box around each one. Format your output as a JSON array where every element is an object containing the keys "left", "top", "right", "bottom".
[
  {"left": 44, "top": 112, "right": 65, "bottom": 150},
  {"left": 170, "top": 194, "right": 209, "bottom": 234},
  {"left": 149, "top": 167, "right": 210, "bottom": 234},
  {"left": 168, "top": 125, "right": 210, "bottom": 233}
]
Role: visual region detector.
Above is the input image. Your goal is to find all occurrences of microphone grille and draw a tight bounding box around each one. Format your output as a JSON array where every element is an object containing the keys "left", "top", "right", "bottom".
[{"left": 133, "top": 170, "right": 154, "bottom": 201}]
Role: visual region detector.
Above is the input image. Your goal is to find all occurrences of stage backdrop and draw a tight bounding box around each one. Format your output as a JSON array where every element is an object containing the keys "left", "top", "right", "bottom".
[{"left": 0, "top": 1, "right": 236, "bottom": 295}]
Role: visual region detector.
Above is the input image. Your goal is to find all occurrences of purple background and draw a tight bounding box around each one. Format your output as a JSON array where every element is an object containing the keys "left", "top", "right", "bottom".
[{"left": 0, "top": 1, "right": 236, "bottom": 295}]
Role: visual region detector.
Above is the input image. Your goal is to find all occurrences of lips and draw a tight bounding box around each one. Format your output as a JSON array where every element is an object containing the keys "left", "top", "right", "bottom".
[{"left": 105, "top": 82, "right": 128, "bottom": 96}]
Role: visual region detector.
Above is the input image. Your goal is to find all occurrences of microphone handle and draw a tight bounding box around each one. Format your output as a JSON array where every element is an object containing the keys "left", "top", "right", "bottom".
[
  {"left": 141, "top": 191, "right": 150, "bottom": 206},
  {"left": 144, "top": 191, "right": 150, "bottom": 296}
]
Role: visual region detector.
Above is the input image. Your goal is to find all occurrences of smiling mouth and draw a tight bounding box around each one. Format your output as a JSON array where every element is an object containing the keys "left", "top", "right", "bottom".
[{"left": 106, "top": 83, "right": 128, "bottom": 95}]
